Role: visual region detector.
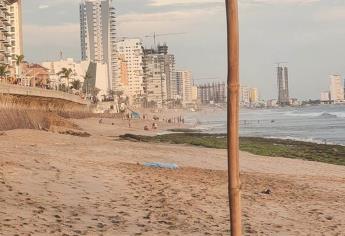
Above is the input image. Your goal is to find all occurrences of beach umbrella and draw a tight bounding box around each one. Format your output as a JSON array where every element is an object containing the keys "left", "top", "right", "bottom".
[{"left": 225, "top": 0, "right": 242, "bottom": 235}]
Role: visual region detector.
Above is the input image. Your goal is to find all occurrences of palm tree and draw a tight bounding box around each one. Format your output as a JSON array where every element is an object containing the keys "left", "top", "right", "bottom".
[
  {"left": 14, "top": 54, "right": 24, "bottom": 76},
  {"left": 0, "top": 64, "right": 10, "bottom": 82},
  {"left": 71, "top": 79, "right": 81, "bottom": 90},
  {"left": 57, "top": 68, "right": 73, "bottom": 92}
]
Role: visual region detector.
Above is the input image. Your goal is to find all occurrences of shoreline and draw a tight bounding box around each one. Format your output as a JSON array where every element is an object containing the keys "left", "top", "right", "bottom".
[{"left": 120, "top": 131, "right": 345, "bottom": 166}]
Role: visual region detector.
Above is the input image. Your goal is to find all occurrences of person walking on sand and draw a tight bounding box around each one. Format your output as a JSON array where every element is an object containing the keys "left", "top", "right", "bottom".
[{"left": 128, "top": 117, "right": 131, "bottom": 128}]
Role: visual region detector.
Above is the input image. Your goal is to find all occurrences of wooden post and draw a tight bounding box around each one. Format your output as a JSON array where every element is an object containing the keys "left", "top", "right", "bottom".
[{"left": 226, "top": 0, "right": 242, "bottom": 235}]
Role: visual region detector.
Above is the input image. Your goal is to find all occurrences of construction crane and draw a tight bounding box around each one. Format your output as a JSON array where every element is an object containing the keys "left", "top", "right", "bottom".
[{"left": 144, "top": 32, "right": 186, "bottom": 47}]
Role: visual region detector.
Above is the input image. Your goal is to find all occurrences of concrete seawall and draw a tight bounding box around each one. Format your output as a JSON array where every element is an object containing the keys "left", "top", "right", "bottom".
[{"left": 0, "top": 83, "right": 88, "bottom": 105}]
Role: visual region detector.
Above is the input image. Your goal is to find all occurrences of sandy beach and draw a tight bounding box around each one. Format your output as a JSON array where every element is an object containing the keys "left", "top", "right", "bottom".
[{"left": 1, "top": 118, "right": 345, "bottom": 235}]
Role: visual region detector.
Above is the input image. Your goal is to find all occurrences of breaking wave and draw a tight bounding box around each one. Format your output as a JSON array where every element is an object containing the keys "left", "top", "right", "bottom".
[
  {"left": 265, "top": 136, "right": 340, "bottom": 146},
  {"left": 284, "top": 111, "right": 345, "bottom": 119}
]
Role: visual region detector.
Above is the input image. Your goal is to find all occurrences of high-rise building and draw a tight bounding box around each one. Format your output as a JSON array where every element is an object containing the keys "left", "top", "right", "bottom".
[
  {"left": 329, "top": 75, "right": 344, "bottom": 102},
  {"left": 197, "top": 82, "right": 226, "bottom": 105},
  {"left": 249, "top": 88, "right": 259, "bottom": 104},
  {"left": 0, "top": 0, "right": 23, "bottom": 69},
  {"left": 79, "top": 0, "right": 117, "bottom": 92},
  {"left": 142, "top": 44, "right": 176, "bottom": 107},
  {"left": 240, "top": 86, "right": 250, "bottom": 105},
  {"left": 158, "top": 45, "right": 176, "bottom": 101},
  {"left": 142, "top": 51, "right": 167, "bottom": 108},
  {"left": 175, "top": 70, "right": 193, "bottom": 104},
  {"left": 115, "top": 38, "right": 144, "bottom": 103},
  {"left": 277, "top": 65, "right": 290, "bottom": 106},
  {"left": 191, "top": 85, "right": 198, "bottom": 103},
  {"left": 9, "top": 0, "right": 23, "bottom": 56}
]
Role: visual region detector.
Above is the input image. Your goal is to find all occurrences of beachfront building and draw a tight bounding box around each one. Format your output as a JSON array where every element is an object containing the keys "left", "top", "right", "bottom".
[
  {"left": 320, "top": 91, "right": 330, "bottom": 104},
  {"left": 142, "top": 44, "right": 176, "bottom": 108},
  {"left": 240, "top": 86, "right": 250, "bottom": 106},
  {"left": 240, "top": 86, "right": 260, "bottom": 107},
  {"left": 22, "top": 63, "right": 49, "bottom": 88},
  {"left": 116, "top": 54, "right": 128, "bottom": 91},
  {"left": 249, "top": 88, "right": 259, "bottom": 104},
  {"left": 277, "top": 64, "right": 290, "bottom": 106},
  {"left": 175, "top": 70, "right": 193, "bottom": 105},
  {"left": 329, "top": 75, "right": 344, "bottom": 103},
  {"left": 0, "top": 0, "right": 23, "bottom": 72},
  {"left": 41, "top": 58, "right": 110, "bottom": 99},
  {"left": 79, "top": 0, "right": 117, "bottom": 93},
  {"left": 197, "top": 82, "right": 226, "bottom": 105},
  {"left": 266, "top": 99, "right": 278, "bottom": 108},
  {"left": 9, "top": 0, "right": 22, "bottom": 56},
  {"left": 158, "top": 44, "right": 176, "bottom": 101},
  {"left": 115, "top": 38, "right": 144, "bottom": 104},
  {"left": 142, "top": 49, "right": 167, "bottom": 108},
  {"left": 191, "top": 85, "right": 198, "bottom": 103},
  {"left": 41, "top": 58, "right": 89, "bottom": 90},
  {"left": 82, "top": 62, "right": 109, "bottom": 100}
]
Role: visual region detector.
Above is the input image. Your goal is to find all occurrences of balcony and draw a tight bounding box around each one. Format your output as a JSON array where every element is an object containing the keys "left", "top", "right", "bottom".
[
  {"left": 3, "top": 39, "right": 10, "bottom": 46},
  {"left": 3, "top": 30, "right": 11, "bottom": 36},
  {"left": 4, "top": 49, "right": 11, "bottom": 56},
  {"left": 3, "top": 20, "right": 10, "bottom": 26},
  {"left": 0, "top": 24, "right": 7, "bottom": 32},
  {"left": 0, "top": 1, "right": 7, "bottom": 11},
  {"left": 0, "top": 11, "right": 6, "bottom": 19},
  {"left": 0, "top": 33, "right": 9, "bottom": 43},
  {"left": 0, "top": 55, "right": 7, "bottom": 64}
]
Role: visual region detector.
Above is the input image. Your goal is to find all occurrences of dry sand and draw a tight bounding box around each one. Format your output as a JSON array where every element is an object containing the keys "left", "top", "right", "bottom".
[{"left": 0, "top": 118, "right": 345, "bottom": 235}]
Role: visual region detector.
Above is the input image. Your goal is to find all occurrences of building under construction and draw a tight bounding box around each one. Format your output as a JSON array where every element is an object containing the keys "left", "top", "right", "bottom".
[
  {"left": 197, "top": 82, "right": 226, "bottom": 104},
  {"left": 277, "top": 64, "right": 290, "bottom": 106},
  {"left": 142, "top": 44, "right": 176, "bottom": 108}
]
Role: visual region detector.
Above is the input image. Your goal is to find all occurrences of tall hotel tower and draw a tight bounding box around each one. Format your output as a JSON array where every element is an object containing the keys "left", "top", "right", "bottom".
[
  {"left": 0, "top": 0, "right": 23, "bottom": 68},
  {"left": 79, "top": 0, "right": 117, "bottom": 91},
  {"left": 277, "top": 64, "right": 290, "bottom": 106}
]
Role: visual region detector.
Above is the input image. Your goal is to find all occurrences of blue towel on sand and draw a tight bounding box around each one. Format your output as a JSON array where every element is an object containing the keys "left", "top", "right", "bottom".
[{"left": 143, "top": 162, "right": 178, "bottom": 170}]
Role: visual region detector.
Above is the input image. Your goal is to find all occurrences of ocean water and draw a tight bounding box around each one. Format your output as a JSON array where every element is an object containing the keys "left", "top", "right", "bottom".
[{"left": 185, "top": 105, "right": 345, "bottom": 145}]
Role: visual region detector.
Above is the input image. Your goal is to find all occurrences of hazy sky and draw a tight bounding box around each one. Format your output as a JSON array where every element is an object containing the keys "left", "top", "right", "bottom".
[{"left": 22, "top": 0, "right": 345, "bottom": 99}]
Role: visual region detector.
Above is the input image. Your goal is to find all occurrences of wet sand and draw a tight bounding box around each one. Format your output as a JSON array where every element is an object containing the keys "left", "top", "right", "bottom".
[{"left": 0, "top": 118, "right": 345, "bottom": 235}]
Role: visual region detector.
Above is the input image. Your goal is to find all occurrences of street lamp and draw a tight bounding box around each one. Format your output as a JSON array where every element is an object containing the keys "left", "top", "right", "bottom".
[{"left": 226, "top": 0, "right": 242, "bottom": 235}]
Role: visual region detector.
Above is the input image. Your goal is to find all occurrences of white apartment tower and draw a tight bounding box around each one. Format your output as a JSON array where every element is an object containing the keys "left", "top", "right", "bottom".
[
  {"left": 249, "top": 88, "right": 259, "bottom": 104},
  {"left": 115, "top": 38, "right": 144, "bottom": 103},
  {"left": 329, "top": 75, "right": 344, "bottom": 102},
  {"left": 175, "top": 70, "right": 192, "bottom": 104},
  {"left": 79, "top": 0, "right": 117, "bottom": 92},
  {"left": 0, "top": 0, "right": 23, "bottom": 69},
  {"left": 240, "top": 86, "right": 250, "bottom": 105},
  {"left": 9, "top": 0, "right": 23, "bottom": 56}
]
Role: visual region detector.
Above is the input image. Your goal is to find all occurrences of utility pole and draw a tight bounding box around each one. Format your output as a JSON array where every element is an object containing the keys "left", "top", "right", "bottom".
[{"left": 226, "top": 0, "right": 242, "bottom": 235}]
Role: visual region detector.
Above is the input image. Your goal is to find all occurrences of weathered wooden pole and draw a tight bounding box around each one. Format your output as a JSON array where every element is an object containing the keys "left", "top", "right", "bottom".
[{"left": 225, "top": 0, "right": 242, "bottom": 235}]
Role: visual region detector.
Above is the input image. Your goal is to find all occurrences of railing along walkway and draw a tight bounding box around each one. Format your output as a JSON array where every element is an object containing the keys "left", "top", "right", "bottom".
[{"left": 0, "top": 83, "right": 88, "bottom": 105}]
